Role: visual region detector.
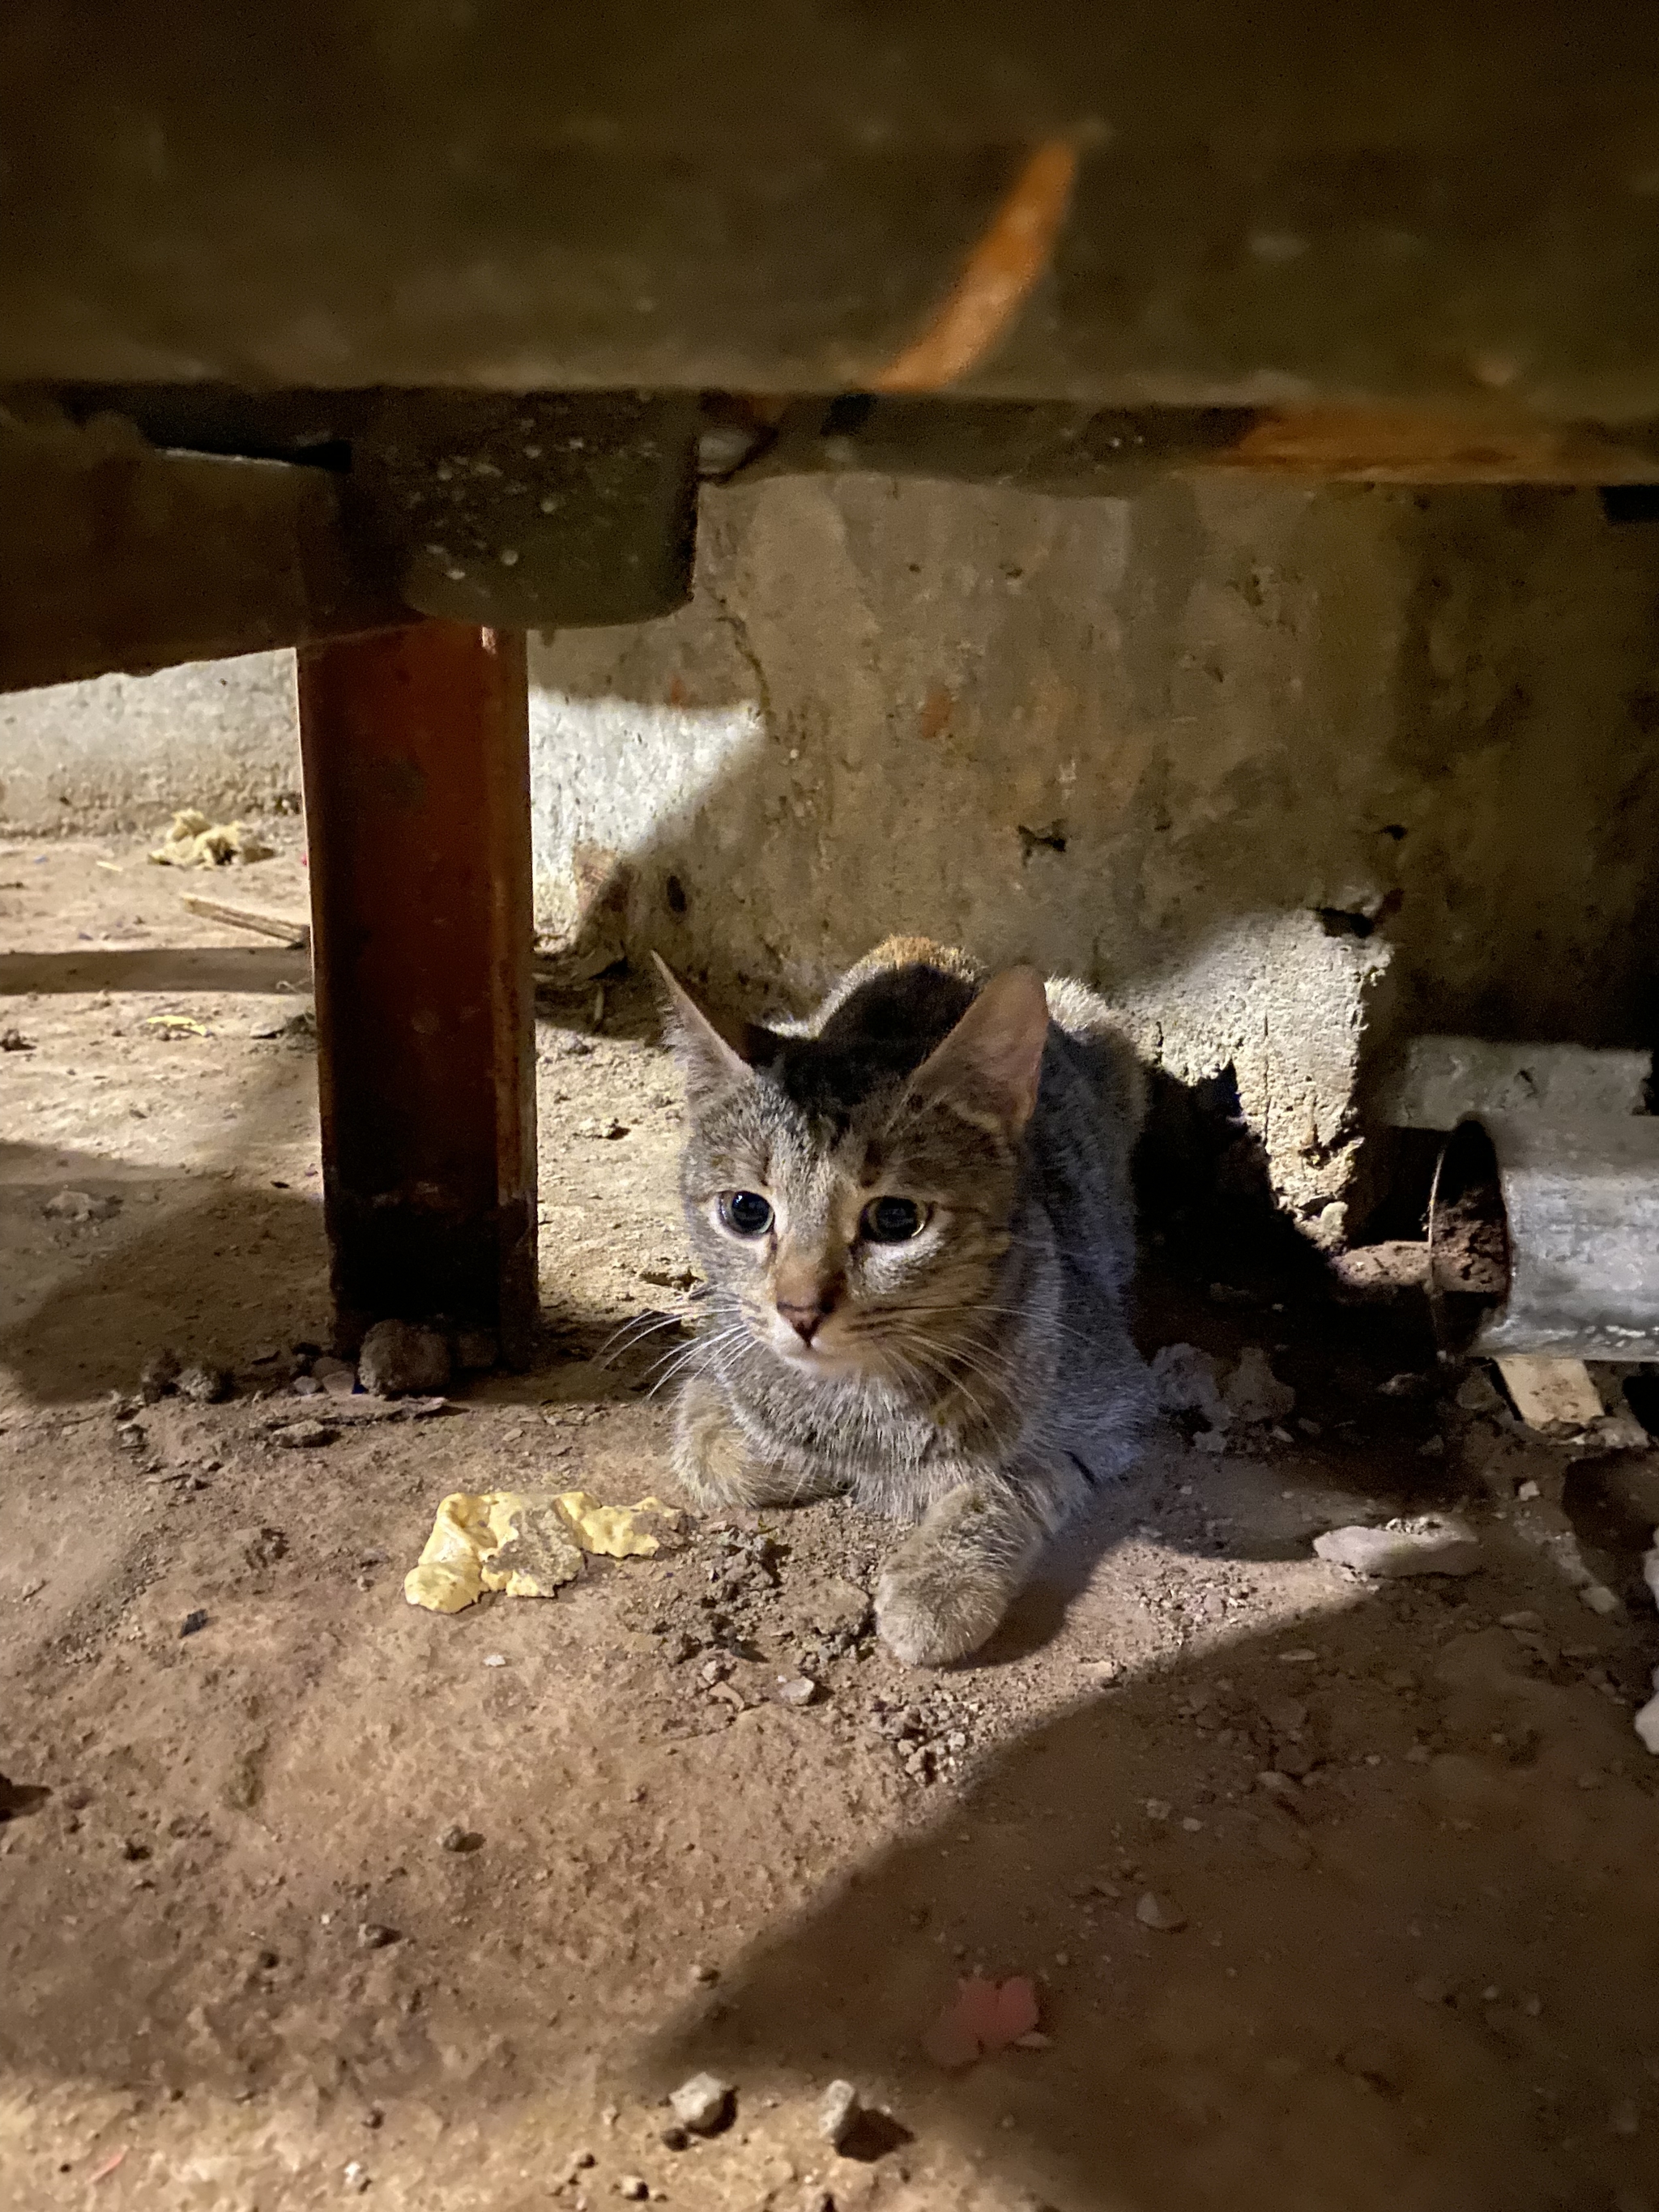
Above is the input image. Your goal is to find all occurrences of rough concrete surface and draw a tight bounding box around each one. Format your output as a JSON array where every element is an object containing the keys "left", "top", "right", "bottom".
[
  {"left": 6, "top": 842, "right": 1659, "bottom": 2212},
  {"left": 9, "top": 475, "right": 1659, "bottom": 1240},
  {"left": 531, "top": 473, "right": 1659, "bottom": 1234},
  {"left": 0, "top": 654, "right": 301, "bottom": 837}
]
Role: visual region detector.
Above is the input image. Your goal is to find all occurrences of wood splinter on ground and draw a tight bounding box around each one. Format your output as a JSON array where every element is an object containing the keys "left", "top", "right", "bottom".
[{"left": 180, "top": 891, "right": 311, "bottom": 951}]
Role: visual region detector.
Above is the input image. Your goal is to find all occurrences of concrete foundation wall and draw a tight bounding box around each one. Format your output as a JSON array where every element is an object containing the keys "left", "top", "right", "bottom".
[
  {"left": 0, "top": 652, "right": 301, "bottom": 835},
  {"left": 529, "top": 475, "right": 1659, "bottom": 1238},
  {"left": 4, "top": 477, "right": 1657, "bottom": 1242}
]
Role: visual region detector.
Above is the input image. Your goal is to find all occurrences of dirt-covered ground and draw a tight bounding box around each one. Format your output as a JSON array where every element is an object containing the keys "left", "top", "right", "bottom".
[{"left": 3, "top": 834, "right": 1659, "bottom": 2212}]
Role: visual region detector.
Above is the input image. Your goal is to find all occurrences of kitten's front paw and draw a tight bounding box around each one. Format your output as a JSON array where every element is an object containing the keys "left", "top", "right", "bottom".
[{"left": 875, "top": 1545, "right": 1013, "bottom": 1669}]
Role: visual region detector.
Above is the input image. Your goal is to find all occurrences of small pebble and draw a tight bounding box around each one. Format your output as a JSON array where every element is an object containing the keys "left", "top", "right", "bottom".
[
  {"left": 440, "top": 1825, "right": 482, "bottom": 1853},
  {"left": 776, "top": 1676, "right": 819, "bottom": 1707},
  {"left": 669, "top": 2071, "right": 733, "bottom": 2133},
  {"left": 617, "top": 2180, "right": 648, "bottom": 2201},
  {"left": 817, "top": 2078, "right": 860, "bottom": 2150},
  {"left": 139, "top": 1349, "right": 181, "bottom": 1402},
  {"left": 343, "top": 2163, "right": 369, "bottom": 2195},
  {"left": 179, "top": 1609, "right": 208, "bottom": 1638},
  {"left": 484, "top": 1653, "right": 507, "bottom": 1668},
  {"left": 356, "top": 1922, "right": 399, "bottom": 1950},
  {"left": 1136, "top": 1891, "right": 1187, "bottom": 1933},
  {"left": 177, "top": 1363, "right": 232, "bottom": 1404}
]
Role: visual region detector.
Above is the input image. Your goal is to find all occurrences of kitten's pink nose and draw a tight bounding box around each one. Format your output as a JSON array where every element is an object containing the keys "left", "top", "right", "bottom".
[{"left": 776, "top": 1299, "right": 825, "bottom": 1345}]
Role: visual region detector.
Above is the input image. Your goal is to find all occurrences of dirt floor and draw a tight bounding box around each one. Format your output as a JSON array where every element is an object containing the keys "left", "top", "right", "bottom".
[{"left": 4, "top": 833, "right": 1659, "bottom": 2212}]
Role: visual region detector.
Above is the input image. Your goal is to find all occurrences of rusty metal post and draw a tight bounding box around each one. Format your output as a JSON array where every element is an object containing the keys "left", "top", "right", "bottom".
[{"left": 296, "top": 622, "right": 536, "bottom": 1366}]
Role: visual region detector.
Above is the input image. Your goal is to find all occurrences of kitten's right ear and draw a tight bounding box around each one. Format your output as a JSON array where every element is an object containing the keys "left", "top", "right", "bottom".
[{"left": 651, "top": 953, "right": 754, "bottom": 1101}]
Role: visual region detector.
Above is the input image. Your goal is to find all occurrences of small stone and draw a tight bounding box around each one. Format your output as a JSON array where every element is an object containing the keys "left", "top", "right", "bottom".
[
  {"left": 659, "top": 2125, "right": 689, "bottom": 2152},
  {"left": 1580, "top": 1582, "right": 1621, "bottom": 1617},
  {"left": 1379, "top": 1371, "right": 1431, "bottom": 1398},
  {"left": 179, "top": 1609, "right": 208, "bottom": 1638},
  {"left": 1135, "top": 1891, "right": 1187, "bottom": 1933},
  {"left": 45, "top": 1187, "right": 119, "bottom": 1223},
  {"left": 440, "top": 1825, "right": 482, "bottom": 1853},
  {"left": 1313, "top": 1519, "right": 1480, "bottom": 1578},
  {"left": 690, "top": 1963, "right": 719, "bottom": 1984},
  {"left": 1149, "top": 1343, "right": 1229, "bottom": 1430},
  {"left": 177, "top": 1364, "right": 232, "bottom": 1404},
  {"left": 356, "top": 1922, "right": 399, "bottom": 1950},
  {"left": 817, "top": 2079, "right": 860, "bottom": 2150},
  {"left": 292, "top": 1375, "right": 324, "bottom": 1396},
  {"left": 139, "top": 1349, "right": 181, "bottom": 1402},
  {"left": 273, "top": 1419, "right": 338, "bottom": 1449},
  {"left": 343, "top": 2163, "right": 369, "bottom": 2195},
  {"left": 311, "top": 1355, "right": 357, "bottom": 1398},
  {"left": 357, "top": 1319, "right": 450, "bottom": 1398},
  {"left": 114, "top": 1421, "right": 147, "bottom": 1454},
  {"left": 618, "top": 2180, "right": 649, "bottom": 2201},
  {"left": 1224, "top": 1346, "right": 1295, "bottom": 1425},
  {"left": 776, "top": 1676, "right": 819, "bottom": 1707},
  {"left": 1413, "top": 1975, "right": 1452, "bottom": 2005},
  {"left": 669, "top": 2071, "right": 733, "bottom": 2133}
]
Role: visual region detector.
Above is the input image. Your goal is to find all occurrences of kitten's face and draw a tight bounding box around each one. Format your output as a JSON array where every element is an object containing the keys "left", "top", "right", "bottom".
[
  {"left": 662, "top": 958, "right": 1051, "bottom": 1394},
  {"left": 682, "top": 1080, "right": 1020, "bottom": 1383}
]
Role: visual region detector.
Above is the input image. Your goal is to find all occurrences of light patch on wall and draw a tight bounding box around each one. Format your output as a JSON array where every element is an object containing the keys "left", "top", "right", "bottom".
[{"left": 528, "top": 688, "right": 764, "bottom": 940}]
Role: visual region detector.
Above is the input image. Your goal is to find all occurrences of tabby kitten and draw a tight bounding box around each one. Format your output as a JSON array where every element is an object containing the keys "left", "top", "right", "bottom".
[{"left": 656, "top": 938, "right": 1150, "bottom": 1667}]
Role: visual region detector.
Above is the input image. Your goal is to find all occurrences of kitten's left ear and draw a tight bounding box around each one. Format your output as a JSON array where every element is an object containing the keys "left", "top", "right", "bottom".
[
  {"left": 652, "top": 953, "right": 755, "bottom": 1102},
  {"left": 905, "top": 965, "right": 1050, "bottom": 1140}
]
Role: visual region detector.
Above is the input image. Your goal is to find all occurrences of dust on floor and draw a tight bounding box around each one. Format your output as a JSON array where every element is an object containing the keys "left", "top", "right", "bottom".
[{"left": 3, "top": 837, "right": 1659, "bottom": 2212}]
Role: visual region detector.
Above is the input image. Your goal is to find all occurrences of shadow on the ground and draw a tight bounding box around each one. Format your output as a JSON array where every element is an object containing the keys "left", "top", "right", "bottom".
[
  {"left": 630, "top": 1554, "right": 1659, "bottom": 2212},
  {"left": 0, "top": 947, "right": 311, "bottom": 995}
]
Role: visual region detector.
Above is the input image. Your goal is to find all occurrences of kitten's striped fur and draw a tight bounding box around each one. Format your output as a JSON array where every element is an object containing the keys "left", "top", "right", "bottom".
[{"left": 658, "top": 938, "right": 1150, "bottom": 1666}]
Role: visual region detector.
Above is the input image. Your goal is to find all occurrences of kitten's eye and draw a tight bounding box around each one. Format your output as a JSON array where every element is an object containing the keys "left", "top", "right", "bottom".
[
  {"left": 719, "top": 1190, "right": 774, "bottom": 1237},
  {"left": 860, "top": 1196, "right": 926, "bottom": 1243}
]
